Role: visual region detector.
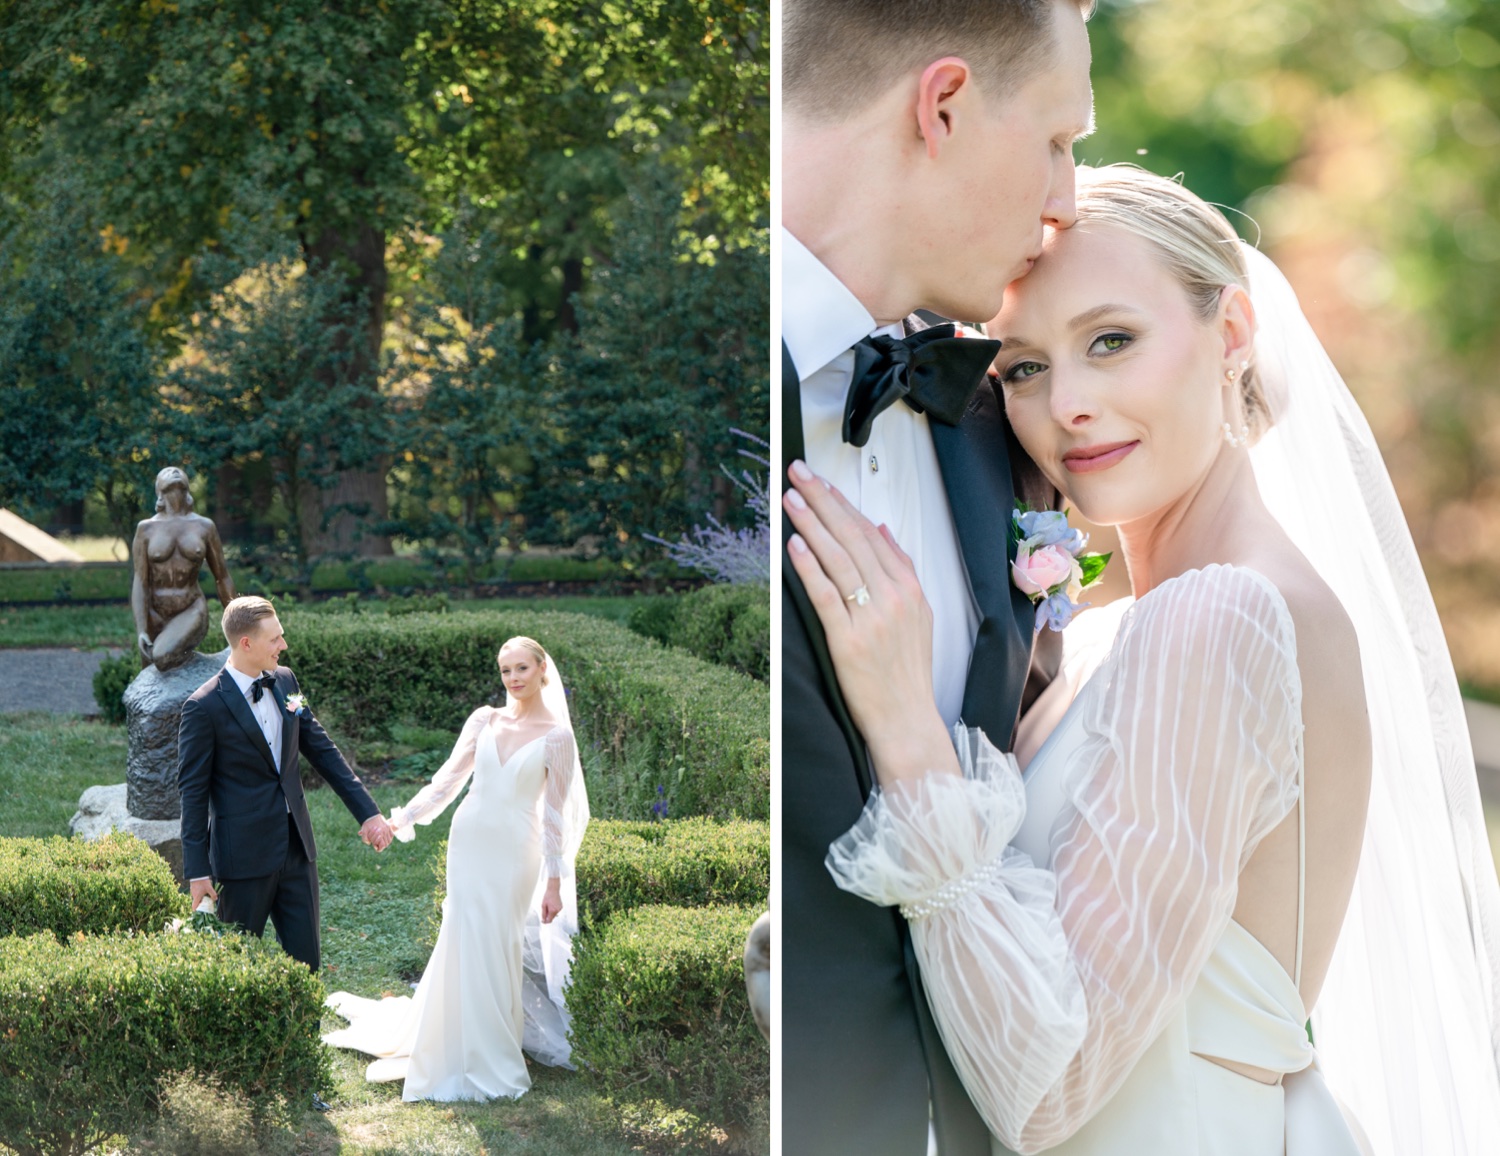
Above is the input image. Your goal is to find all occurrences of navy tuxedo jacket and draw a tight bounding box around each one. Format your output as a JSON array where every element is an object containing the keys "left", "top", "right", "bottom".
[
  {"left": 781, "top": 326, "right": 1057, "bottom": 1156},
  {"left": 178, "top": 665, "right": 380, "bottom": 881}
]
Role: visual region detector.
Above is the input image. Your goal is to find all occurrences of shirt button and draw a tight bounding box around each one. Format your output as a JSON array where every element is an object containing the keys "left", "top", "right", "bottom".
[{"left": 868, "top": 454, "right": 879, "bottom": 474}]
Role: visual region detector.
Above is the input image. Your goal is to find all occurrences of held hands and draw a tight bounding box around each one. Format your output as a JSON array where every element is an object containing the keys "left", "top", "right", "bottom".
[
  {"left": 541, "top": 879, "right": 563, "bottom": 925},
  {"left": 783, "top": 460, "right": 961, "bottom": 785},
  {"left": 360, "top": 814, "right": 394, "bottom": 853}
]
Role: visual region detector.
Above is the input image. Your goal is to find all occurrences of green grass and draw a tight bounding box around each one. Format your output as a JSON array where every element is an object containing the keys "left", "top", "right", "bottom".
[
  {"left": 0, "top": 716, "right": 743, "bottom": 1154},
  {"left": 0, "top": 597, "right": 643, "bottom": 650},
  {"left": 0, "top": 555, "right": 639, "bottom": 606}
]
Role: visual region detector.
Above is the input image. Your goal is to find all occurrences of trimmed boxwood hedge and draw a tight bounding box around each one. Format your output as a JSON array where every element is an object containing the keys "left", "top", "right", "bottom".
[
  {"left": 0, "top": 930, "right": 328, "bottom": 1156},
  {"left": 576, "top": 817, "right": 769, "bottom": 931},
  {"left": 424, "top": 817, "right": 769, "bottom": 948},
  {"left": 282, "top": 608, "right": 768, "bottom": 820},
  {"left": 628, "top": 584, "right": 769, "bottom": 682},
  {"left": 0, "top": 834, "right": 185, "bottom": 940},
  {"left": 568, "top": 904, "right": 767, "bottom": 1144}
]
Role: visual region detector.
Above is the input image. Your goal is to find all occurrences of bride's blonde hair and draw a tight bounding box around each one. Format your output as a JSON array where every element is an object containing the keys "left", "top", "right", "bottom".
[
  {"left": 1072, "top": 165, "right": 1278, "bottom": 443},
  {"left": 498, "top": 635, "right": 549, "bottom": 686}
]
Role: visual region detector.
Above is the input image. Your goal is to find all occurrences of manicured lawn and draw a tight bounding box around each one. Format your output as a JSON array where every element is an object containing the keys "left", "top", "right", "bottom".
[
  {"left": 0, "top": 714, "right": 735, "bottom": 1154},
  {"left": 0, "top": 597, "right": 644, "bottom": 650},
  {"left": 0, "top": 554, "right": 637, "bottom": 605}
]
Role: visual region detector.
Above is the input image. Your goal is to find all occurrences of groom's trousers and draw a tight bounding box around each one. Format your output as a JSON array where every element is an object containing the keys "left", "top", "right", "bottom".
[{"left": 218, "top": 812, "right": 323, "bottom": 971}]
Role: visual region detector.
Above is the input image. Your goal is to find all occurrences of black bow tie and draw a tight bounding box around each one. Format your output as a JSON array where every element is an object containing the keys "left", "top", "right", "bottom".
[
  {"left": 842, "top": 323, "right": 1003, "bottom": 448},
  {"left": 251, "top": 673, "right": 276, "bottom": 704}
]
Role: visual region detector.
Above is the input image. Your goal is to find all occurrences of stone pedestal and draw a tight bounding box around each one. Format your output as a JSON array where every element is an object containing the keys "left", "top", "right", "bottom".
[
  {"left": 71, "top": 648, "right": 227, "bottom": 886},
  {"left": 123, "top": 649, "right": 227, "bottom": 820},
  {"left": 70, "top": 783, "right": 186, "bottom": 884}
]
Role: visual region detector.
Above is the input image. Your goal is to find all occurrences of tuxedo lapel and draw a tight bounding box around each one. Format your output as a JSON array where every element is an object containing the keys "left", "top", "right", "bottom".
[
  {"left": 782, "top": 339, "right": 873, "bottom": 795},
  {"left": 216, "top": 670, "right": 280, "bottom": 777},
  {"left": 929, "top": 379, "right": 1043, "bottom": 748},
  {"left": 270, "top": 679, "right": 299, "bottom": 785}
]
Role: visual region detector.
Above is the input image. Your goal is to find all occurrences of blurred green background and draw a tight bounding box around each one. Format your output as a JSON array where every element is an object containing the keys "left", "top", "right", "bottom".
[{"left": 1080, "top": 0, "right": 1500, "bottom": 701}]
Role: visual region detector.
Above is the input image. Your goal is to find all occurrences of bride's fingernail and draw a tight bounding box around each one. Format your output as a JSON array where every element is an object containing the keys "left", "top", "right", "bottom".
[
  {"left": 785, "top": 488, "right": 807, "bottom": 510},
  {"left": 789, "top": 459, "right": 813, "bottom": 482},
  {"left": 788, "top": 533, "right": 808, "bottom": 554}
]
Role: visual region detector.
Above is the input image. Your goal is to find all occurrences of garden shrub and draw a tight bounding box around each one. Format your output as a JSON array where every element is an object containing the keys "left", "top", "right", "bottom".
[
  {"left": 0, "top": 931, "right": 328, "bottom": 1156},
  {"left": 628, "top": 584, "right": 769, "bottom": 682},
  {"left": 91, "top": 651, "right": 137, "bottom": 725},
  {"left": 576, "top": 818, "right": 769, "bottom": 931},
  {"left": 0, "top": 834, "right": 184, "bottom": 940},
  {"left": 127, "top": 1070, "right": 297, "bottom": 1156},
  {"left": 282, "top": 608, "right": 768, "bottom": 820},
  {"left": 426, "top": 818, "right": 770, "bottom": 945},
  {"left": 568, "top": 904, "right": 767, "bottom": 1147}
]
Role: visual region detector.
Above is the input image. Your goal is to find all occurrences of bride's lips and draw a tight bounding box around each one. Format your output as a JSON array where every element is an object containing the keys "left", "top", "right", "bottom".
[{"left": 1062, "top": 440, "right": 1139, "bottom": 473}]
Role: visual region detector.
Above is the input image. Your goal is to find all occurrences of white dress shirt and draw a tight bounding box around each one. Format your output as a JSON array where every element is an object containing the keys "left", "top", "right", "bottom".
[
  {"left": 783, "top": 227, "right": 980, "bottom": 727},
  {"left": 225, "top": 662, "right": 285, "bottom": 774}
]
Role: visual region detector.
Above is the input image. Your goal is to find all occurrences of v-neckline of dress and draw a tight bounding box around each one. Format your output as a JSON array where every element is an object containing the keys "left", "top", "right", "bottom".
[{"left": 490, "top": 720, "right": 552, "bottom": 769}]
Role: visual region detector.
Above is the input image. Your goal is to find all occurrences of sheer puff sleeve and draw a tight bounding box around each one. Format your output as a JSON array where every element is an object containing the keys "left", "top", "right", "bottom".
[
  {"left": 389, "top": 706, "right": 492, "bottom": 841},
  {"left": 826, "top": 565, "right": 1304, "bottom": 1153},
  {"left": 541, "top": 727, "right": 578, "bottom": 879}
]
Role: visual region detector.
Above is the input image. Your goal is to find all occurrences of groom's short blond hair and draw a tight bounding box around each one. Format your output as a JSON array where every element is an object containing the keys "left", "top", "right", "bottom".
[
  {"left": 222, "top": 596, "right": 277, "bottom": 647},
  {"left": 785, "top": 0, "right": 1094, "bottom": 122}
]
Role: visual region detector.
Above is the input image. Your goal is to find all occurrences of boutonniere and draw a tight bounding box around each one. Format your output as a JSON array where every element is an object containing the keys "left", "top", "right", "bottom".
[
  {"left": 285, "top": 693, "right": 308, "bottom": 716},
  {"left": 1011, "top": 508, "right": 1111, "bottom": 633}
]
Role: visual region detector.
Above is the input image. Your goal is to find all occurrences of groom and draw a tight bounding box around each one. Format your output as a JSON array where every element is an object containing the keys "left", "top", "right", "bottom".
[
  {"left": 781, "top": 2, "right": 1094, "bottom": 1153},
  {"left": 179, "top": 595, "right": 391, "bottom": 972}
]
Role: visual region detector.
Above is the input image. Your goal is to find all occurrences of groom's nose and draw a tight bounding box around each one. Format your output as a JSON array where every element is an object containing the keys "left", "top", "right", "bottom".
[{"left": 1044, "top": 155, "right": 1078, "bottom": 231}]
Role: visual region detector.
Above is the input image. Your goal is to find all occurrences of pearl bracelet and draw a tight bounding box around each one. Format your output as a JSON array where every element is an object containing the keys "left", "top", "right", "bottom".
[{"left": 899, "top": 855, "right": 1005, "bottom": 921}]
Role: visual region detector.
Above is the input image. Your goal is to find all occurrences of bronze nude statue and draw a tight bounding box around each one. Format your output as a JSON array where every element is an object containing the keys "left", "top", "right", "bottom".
[{"left": 131, "top": 467, "right": 236, "bottom": 671}]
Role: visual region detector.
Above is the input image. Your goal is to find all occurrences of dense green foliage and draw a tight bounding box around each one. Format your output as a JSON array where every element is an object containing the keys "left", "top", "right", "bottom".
[
  {"left": 0, "top": 0, "right": 770, "bottom": 568},
  {"left": 91, "top": 653, "right": 136, "bottom": 726},
  {"left": 0, "top": 931, "right": 328, "bottom": 1156},
  {"left": 628, "top": 583, "right": 769, "bottom": 681},
  {"left": 567, "top": 904, "right": 767, "bottom": 1146},
  {"left": 0, "top": 834, "right": 184, "bottom": 940},
  {"left": 282, "top": 607, "right": 769, "bottom": 819},
  {"left": 576, "top": 817, "right": 770, "bottom": 931}
]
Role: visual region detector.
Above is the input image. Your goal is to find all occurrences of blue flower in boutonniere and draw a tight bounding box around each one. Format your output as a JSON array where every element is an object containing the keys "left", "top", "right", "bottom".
[
  {"left": 285, "top": 693, "right": 308, "bottom": 716},
  {"left": 1011, "top": 508, "right": 1112, "bottom": 633}
]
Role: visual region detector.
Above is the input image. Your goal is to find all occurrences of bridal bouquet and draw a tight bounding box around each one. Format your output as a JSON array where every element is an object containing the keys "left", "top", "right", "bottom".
[{"left": 1011, "top": 509, "right": 1111, "bottom": 632}]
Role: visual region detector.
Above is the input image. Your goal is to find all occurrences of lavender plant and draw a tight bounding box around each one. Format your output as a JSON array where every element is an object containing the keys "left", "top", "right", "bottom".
[{"left": 646, "top": 430, "right": 770, "bottom": 585}]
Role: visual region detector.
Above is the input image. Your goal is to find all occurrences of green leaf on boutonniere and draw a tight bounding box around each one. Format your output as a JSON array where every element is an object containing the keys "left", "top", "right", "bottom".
[{"left": 1078, "top": 552, "right": 1112, "bottom": 588}]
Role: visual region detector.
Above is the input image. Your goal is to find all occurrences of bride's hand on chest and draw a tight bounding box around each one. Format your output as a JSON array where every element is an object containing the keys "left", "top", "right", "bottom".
[{"left": 784, "top": 460, "right": 961, "bottom": 783}]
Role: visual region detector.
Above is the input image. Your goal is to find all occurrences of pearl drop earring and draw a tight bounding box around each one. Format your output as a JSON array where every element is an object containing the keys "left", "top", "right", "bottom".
[{"left": 1222, "top": 422, "right": 1250, "bottom": 448}]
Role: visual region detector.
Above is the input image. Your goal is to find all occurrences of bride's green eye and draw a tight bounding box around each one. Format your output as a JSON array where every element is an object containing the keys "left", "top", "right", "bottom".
[
  {"left": 1003, "top": 360, "right": 1046, "bottom": 384},
  {"left": 1090, "top": 332, "right": 1132, "bottom": 355}
]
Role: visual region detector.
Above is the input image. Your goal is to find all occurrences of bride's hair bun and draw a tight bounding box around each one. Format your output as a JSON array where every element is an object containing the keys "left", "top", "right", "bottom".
[
  {"left": 1072, "top": 165, "right": 1279, "bottom": 442},
  {"left": 498, "top": 635, "right": 550, "bottom": 686}
]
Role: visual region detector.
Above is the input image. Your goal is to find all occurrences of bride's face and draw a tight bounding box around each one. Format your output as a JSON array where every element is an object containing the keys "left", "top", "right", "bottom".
[
  {"left": 498, "top": 646, "right": 545, "bottom": 704},
  {"left": 989, "top": 222, "right": 1239, "bottom": 527}
]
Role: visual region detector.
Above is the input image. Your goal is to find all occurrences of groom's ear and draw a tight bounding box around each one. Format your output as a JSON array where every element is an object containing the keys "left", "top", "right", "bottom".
[{"left": 915, "top": 58, "right": 974, "bottom": 160}]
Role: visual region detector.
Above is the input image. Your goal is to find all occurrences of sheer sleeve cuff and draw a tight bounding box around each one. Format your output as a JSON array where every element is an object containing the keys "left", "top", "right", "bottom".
[
  {"left": 826, "top": 726, "right": 1027, "bottom": 916},
  {"left": 390, "top": 805, "right": 416, "bottom": 842}
]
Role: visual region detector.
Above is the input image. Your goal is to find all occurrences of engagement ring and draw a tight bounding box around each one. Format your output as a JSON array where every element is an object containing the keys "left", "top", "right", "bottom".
[{"left": 844, "top": 585, "right": 871, "bottom": 606}]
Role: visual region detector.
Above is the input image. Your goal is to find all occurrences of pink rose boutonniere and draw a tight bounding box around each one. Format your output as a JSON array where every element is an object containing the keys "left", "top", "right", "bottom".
[
  {"left": 1011, "top": 508, "right": 1111, "bottom": 632},
  {"left": 286, "top": 693, "right": 308, "bottom": 716}
]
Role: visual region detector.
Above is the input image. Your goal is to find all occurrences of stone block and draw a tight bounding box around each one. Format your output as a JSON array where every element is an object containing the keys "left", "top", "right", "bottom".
[{"left": 123, "top": 649, "right": 227, "bottom": 821}]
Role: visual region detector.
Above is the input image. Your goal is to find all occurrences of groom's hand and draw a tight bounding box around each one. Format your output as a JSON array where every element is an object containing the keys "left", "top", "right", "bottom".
[
  {"left": 189, "top": 876, "right": 218, "bottom": 909},
  {"left": 360, "top": 814, "right": 393, "bottom": 852}
]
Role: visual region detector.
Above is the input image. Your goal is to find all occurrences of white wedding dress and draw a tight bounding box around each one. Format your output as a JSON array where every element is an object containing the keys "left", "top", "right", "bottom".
[
  {"left": 323, "top": 708, "right": 580, "bottom": 1101},
  {"left": 829, "top": 564, "right": 1368, "bottom": 1155}
]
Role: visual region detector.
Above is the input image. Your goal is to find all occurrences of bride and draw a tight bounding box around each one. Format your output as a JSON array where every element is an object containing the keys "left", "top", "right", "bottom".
[
  {"left": 323, "top": 635, "right": 588, "bottom": 1101},
  {"left": 783, "top": 165, "right": 1500, "bottom": 1154}
]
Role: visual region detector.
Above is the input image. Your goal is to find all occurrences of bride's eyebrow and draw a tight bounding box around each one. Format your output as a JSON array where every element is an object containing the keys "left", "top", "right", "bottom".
[{"left": 1069, "top": 304, "right": 1146, "bottom": 329}]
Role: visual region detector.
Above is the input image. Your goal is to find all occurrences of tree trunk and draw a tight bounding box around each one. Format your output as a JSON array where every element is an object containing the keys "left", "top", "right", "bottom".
[{"left": 305, "top": 220, "right": 393, "bottom": 558}]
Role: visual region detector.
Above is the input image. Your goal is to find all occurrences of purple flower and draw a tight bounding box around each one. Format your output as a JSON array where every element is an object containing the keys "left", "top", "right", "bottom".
[
  {"left": 1035, "top": 592, "right": 1086, "bottom": 633},
  {"left": 1015, "top": 509, "right": 1087, "bottom": 555},
  {"left": 650, "top": 784, "right": 669, "bottom": 820}
]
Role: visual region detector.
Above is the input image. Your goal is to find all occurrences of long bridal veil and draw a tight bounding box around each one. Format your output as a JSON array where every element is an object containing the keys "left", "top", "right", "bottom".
[
  {"left": 1242, "top": 244, "right": 1500, "bottom": 1152},
  {"left": 520, "top": 651, "right": 590, "bottom": 1068}
]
